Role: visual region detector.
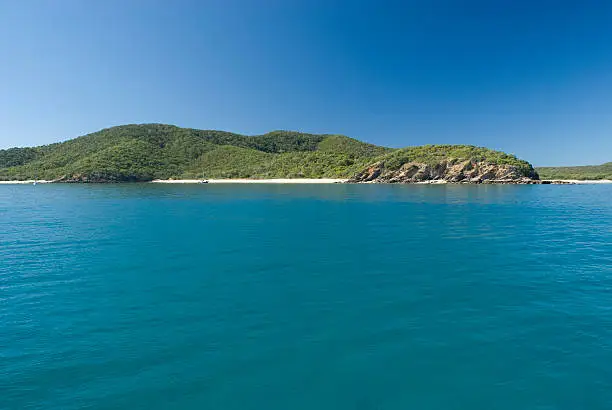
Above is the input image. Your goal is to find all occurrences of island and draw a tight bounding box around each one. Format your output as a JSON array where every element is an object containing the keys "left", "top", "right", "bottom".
[{"left": 0, "top": 124, "right": 544, "bottom": 184}]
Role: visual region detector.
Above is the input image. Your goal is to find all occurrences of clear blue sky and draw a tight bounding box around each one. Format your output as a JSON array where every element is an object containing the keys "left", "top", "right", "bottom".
[{"left": 1, "top": 0, "right": 611, "bottom": 165}]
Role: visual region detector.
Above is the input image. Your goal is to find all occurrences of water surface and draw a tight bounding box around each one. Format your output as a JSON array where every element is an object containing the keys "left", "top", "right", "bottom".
[{"left": 1, "top": 184, "right": 611, "bottom": 409}]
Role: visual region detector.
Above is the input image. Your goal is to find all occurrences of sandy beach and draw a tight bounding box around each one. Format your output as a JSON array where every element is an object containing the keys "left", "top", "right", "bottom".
[
  {"left": 0, "top": 180, "right": 51, "bottom": 184},
  {"left": 151, "top": 178, "right": 347, "bottom": 184},
  {"left": 1, "top": 179, "right": 610, "bottom": 185},
  {"left": 153, "top": 178, "right": 612, "bottom": 185},
  {"left": 544, "top": 179, "right": 612, "bottom": 184}
]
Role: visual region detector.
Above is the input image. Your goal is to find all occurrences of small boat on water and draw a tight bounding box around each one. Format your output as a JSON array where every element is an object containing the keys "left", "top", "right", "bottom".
[{"left": 199, "top": 180, "right": 208, "bottom": 184}]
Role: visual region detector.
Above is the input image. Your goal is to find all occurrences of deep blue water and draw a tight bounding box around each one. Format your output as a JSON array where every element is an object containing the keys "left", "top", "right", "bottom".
[{"left": 1, "top": 184, "right": 612, "bottom": 409}]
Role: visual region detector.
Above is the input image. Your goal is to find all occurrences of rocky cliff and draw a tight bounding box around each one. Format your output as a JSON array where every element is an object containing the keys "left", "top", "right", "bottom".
[{"left": 348, "top": 159, "right": 540, "bottom": 184}]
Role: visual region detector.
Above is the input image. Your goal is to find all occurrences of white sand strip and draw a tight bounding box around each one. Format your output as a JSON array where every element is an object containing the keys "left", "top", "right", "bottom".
[
  {"left": 151, "top": 178, "right": 347, "bottom": 184},
  {"left": 0, "top": 180, "right": 51, "bottom": 184},
  {"left": 544, "top": 179, "right": 612, "bottom": 184}
]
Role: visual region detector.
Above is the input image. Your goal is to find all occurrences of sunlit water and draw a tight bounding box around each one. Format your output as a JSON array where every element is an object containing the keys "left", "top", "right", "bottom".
[{"left": 1, "top": 184, "right": 611, "bottom": 409}]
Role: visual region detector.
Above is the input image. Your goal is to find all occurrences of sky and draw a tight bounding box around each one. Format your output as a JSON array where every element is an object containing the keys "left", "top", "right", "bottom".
[{"left": 0, "top": 0, "right": 611, "bottom": 166}]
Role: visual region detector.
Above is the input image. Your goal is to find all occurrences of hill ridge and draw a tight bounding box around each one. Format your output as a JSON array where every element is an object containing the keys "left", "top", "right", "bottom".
[{"left": 0, "top": 124, "right": 537, "bottom": 182}]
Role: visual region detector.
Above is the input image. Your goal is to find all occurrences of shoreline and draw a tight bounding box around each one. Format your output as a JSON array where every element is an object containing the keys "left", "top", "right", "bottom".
[
  {"left": 543, "top": 179, "right": 612, "bottom": 184},
  {"left": 0, "top": 180, "right": 52, "bottom": 184},
  {"left": 151, "top": 178, "right": 347, "bottom": 184},
  {"left": 153, "top": 178, "right": 612, "bottom": 185},
  {"left": 1, "top": 178, "right": 611, "bottom": 185}
]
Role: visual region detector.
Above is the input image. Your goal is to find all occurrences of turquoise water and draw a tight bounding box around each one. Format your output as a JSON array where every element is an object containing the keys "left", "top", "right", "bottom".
[{"left": 1, "top": 184, "right": 612, "bottom": 409}]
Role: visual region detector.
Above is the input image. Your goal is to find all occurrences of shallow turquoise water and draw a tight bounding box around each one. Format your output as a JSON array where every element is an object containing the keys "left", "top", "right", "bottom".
[{"left": 1, "top": 184, "right": 611, "bottom": 409}]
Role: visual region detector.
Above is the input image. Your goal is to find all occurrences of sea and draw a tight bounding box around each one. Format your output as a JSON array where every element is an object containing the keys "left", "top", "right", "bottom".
[{"left": 1, "top": 183, "right": 611, "bottom": 409}]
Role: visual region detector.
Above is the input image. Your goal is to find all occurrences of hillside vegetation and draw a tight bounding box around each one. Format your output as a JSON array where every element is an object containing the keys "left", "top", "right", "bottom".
[
  {"left": 0, "top": 124, "right": 392, "bottom": 181},
  {"left": 374, "top": 145, "right": 535, "bottom": 175},
  {"left": 0, "top": 124, "right": 538, "bottom": 182},
  {"left": 536, "top": 163, "right": 612, "bottom": 180},
  {"left": 348, "top": 145, "right": 539, "bottom": 183}
]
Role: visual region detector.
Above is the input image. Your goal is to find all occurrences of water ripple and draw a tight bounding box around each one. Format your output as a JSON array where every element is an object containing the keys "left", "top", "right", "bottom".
[{"left": 1, "top": 184, "right": 612, "bottom": 410}]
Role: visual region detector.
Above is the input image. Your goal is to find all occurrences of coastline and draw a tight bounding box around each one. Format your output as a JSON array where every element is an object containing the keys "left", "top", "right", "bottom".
[
  {"left": 0, "top": 180, "right": 52, "bottom": 184},
  {"left": 1, "top": 178, "right": 611, "bottom": 185},
  {"left": 543, "top": 179, "right": 612, "bottom": 184},
  {"left": 151, "top": 178, "right": 347, "bottom": 184}
]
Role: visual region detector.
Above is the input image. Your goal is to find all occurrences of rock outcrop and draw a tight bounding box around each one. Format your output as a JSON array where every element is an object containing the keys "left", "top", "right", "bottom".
[
  {"left": 55, "top": 172, "right": 147, "bottom": 183},
  {"left": 348, "top": 159, "right": 540, "bottom": 184}
]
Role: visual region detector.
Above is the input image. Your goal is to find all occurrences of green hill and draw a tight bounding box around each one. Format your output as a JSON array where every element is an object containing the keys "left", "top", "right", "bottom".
[
  {"left": 374, "top": 145, "right": 535, "bottom": 174},
  {"left": 536, "top": 163, "right": 612, "bottom": 180},
  {"left": 348, "top": 145, "right": 538, "bottom": 183},
  {"left": 0, "top": 124, "right": 539, "bottom": 182},
  {"left": 0, "top": 124, "right": 393, "bottom": 181}
]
